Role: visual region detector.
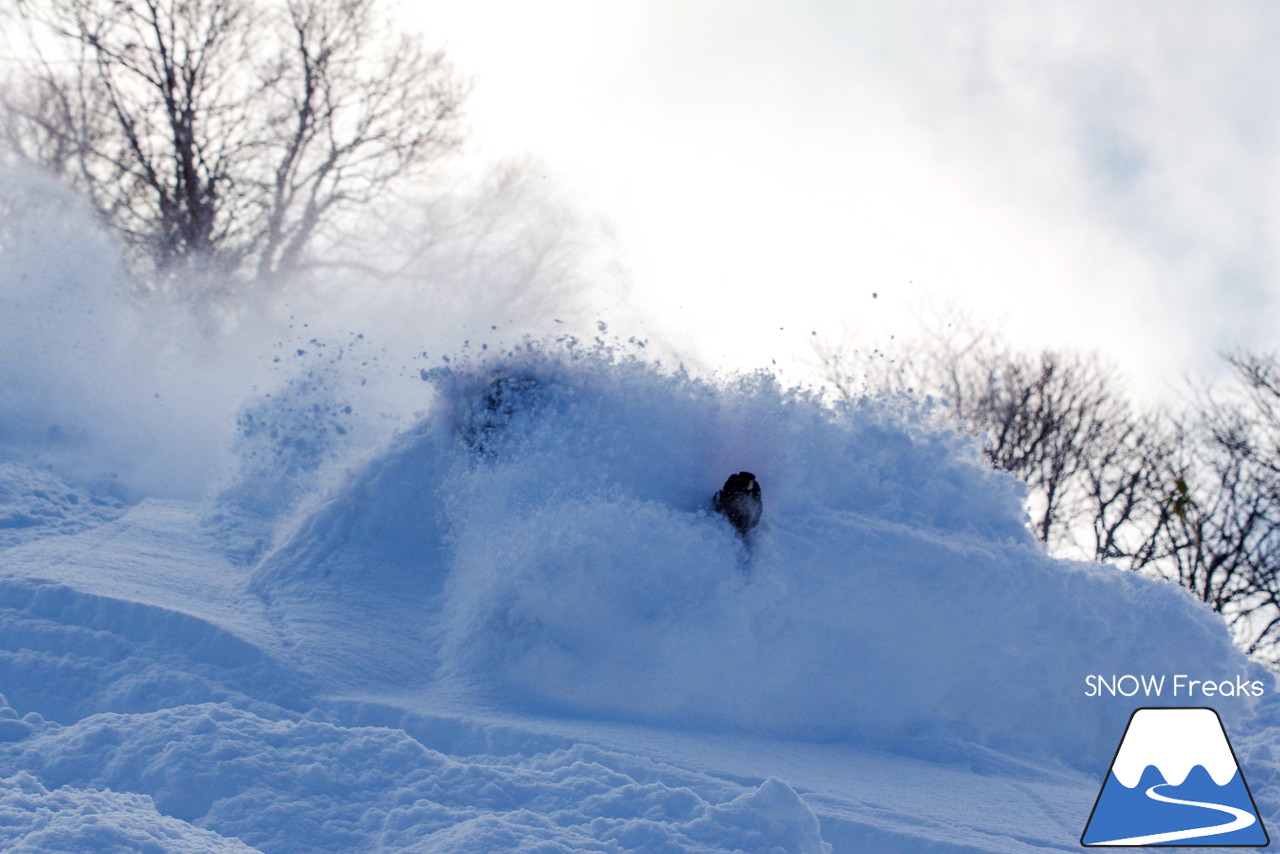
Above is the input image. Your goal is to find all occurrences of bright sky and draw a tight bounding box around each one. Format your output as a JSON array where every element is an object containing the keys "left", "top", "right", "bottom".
[{"left": 386, "top": 2, "right": 1279, "bottom": 389}]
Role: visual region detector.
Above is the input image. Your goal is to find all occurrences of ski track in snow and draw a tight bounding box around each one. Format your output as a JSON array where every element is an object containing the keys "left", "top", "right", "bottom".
[{"left": 1091, "top": 782, "right": 1257, "bottom": 846}]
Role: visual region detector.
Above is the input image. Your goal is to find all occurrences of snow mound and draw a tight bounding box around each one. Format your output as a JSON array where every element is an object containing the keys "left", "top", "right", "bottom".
[
  {"left": 0, "top": 577, "right": 309, "bottom": 724},
  {"left": 0, "top": 701, "right": 829, "bottom": 854},
  {"left": 0, "top": 771, "right": 258, "bottom": 854},
  {"left": 0, "top": 464, "right": 126, "bottom": 549},
  {"left": 248, "top": 351, "right": 1263, "bottom": 764}
]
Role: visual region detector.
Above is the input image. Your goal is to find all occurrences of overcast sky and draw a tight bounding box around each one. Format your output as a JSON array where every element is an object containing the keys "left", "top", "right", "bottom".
[{"left": 410, "top": 1, "right": 1277, "bottom": 391}]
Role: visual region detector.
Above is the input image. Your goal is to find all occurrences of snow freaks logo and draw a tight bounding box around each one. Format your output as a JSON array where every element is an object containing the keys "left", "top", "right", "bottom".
[{"left": 1081, "top": 708, "right": 1269, "bottom": 847}]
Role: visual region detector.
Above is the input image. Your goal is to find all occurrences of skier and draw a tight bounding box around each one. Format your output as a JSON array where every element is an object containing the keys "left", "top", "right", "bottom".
[{"left": 713, "top": 471, "right": 762, "bottom": 538}]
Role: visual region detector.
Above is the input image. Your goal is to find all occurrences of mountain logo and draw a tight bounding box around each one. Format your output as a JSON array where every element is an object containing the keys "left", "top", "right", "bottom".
[{"left": 1082, "top": 707, "right": 1269, "bottom": 847}]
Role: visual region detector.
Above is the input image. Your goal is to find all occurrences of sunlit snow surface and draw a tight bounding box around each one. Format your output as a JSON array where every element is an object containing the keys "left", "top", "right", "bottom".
[{"left": 2, "top": 348, "right": 1279, "bottom": 852}]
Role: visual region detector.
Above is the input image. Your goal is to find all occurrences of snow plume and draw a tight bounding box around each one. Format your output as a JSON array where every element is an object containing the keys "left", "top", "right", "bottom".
[
  {"left": 0, "top": 158, "right": 619, "bottom": 503},
  {"left": 0, "top": 168, "right": 164, "bottom": 495},
  {"left": 0, "top": 168, "right": 257, "bottom": 498},
  {"left": 249, "top": 346, "right": 1261, "bottom": 764},
  {"left": 253, "top": 156, "right": 628, "bottom": 377}
]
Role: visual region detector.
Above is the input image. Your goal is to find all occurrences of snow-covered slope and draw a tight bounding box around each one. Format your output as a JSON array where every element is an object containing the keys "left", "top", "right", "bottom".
[
  {"left": 251, "top": 355, "right": 1261, "bottom": 759},
  {"left": 1, "top": 349, "right": 1277, "bottom": 853}
]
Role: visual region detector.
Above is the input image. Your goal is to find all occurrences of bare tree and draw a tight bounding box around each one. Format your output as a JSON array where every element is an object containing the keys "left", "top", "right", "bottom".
[
  {"left": 1073, "top": 407, "right": 1175, "bottom": 572},
  {"left": 3, "top": 0, "right": 466, "bottom": 298},
  {"left": 815, "top": 320, "right": 1177, "bottom": 565},
  {"left": 926, "top": 324, "right": 1174, "bottom": 559},
  {"left": 818, "top": 324, "right": 1280, "bottom": 665},
  {"left": 1151, "top": 352, "right": 1280, "bottom": 662}
]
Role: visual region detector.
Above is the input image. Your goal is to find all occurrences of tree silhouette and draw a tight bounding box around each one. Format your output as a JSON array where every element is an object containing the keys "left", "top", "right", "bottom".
[{"left": 3, "top": 0, "right": 467, "bottom": 300}]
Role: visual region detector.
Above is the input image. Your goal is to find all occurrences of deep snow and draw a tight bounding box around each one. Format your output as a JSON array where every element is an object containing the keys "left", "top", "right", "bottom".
[{"left": 2, "top": 337, "right": 1280, "bottom": 852}]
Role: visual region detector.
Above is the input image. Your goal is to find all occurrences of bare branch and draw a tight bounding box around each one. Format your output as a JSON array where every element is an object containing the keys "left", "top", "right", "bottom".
[{"left": 2, "top": 0, "right": 466, "bottom": 297}]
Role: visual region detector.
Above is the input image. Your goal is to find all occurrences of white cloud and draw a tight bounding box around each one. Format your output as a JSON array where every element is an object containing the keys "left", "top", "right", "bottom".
[{"left": 407, "top": 0, "right": 1280, "bottom": 390}]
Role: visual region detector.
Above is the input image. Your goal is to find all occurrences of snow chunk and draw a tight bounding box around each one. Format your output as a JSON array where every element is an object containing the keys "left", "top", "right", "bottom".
[
  {"left": 0, "top": 771, "right": 257, "bottom": 853},
  {"left": 0, "top": 464, "right": 124, "bottom": 549},
  {"left": 683, "top": 778, "right": 831, "bottom": 854}
]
